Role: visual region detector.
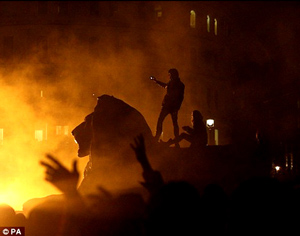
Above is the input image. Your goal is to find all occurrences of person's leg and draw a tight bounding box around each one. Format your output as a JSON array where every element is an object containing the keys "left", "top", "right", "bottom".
[
  {"left": 167, "top": 133, "right": 184, "bottom": 145},
  {"left": 171, "top": 111, "right": 179, "bottom": 138},
  {"left": 171, "top": 111, "right": 180, "bottom": 147},
  {"left": 155, "top": 108, "right": 169, "bottom": 141},
  {"left": 179, "top": 133, "right": 192, "bottom": 143}
]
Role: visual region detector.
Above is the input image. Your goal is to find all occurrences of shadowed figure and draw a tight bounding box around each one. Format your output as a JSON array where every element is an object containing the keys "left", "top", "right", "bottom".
[
  {"left": 151, "top": 68, "right": 185, "bottom": 147},
  {"left": 36, "top": 153, "right": 146, "bottom": 236},
  {"left": 227, "top": 176, "right": 295, "bottom": 235},
  {"left": 130, "top": 134, "right": 202, "bottom": 236},
  {"left": 130, "top": 134, "right": 164, "bottom": 197},
  {"left": 0, "top": 203, "right": 26, "bottom": 227},
  {"left": 164, "top": 110, "right": 208, "bottom": 149},
  {"left": 199, "top": 183, "right": 229, "bottom": 235}
]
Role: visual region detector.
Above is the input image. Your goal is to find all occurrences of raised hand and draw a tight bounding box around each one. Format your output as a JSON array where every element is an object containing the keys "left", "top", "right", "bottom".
[
  {"left": 150, "top": 75, "right": 157, "bottom": 81},
  {"left": 40, "top": 154, "right": 79, "bottom": 196},
  {"left": 130, "top": 134, "right": 152, "bottom": 171},
  {"left": 131, "top": 134, "right": 164, "bottom": 194}
]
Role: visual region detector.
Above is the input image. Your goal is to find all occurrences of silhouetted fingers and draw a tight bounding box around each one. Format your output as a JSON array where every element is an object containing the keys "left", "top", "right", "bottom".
[
  {"left": 45, "top": 154, "right": 63, "bottom": 167},
  {"left": 40, "top": 160, "right": 56, "bottom": 172},
  {"left": 45, "top": 175, "right": 54, "bottom": 182},
  {"left": 137, "top": 134, "right": 144, "bottom": 143},
  {"left": 130, "top": 143, "right": 136, "bottom": 150},
  {"left": 72, "top": 160, "right": 78, "bottom": 174},
  {"left": 130, "top": 136, "right": 141, "bottom": 150}
]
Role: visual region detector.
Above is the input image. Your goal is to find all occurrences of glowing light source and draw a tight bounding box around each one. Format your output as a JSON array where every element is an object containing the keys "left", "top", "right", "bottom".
[{"left": 206, "top": 119, "right": 214, "bottom": 128}]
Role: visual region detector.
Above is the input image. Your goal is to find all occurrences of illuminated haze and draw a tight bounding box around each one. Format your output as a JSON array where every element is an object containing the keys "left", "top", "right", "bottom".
[{"left": 0, "top": 4, "right": 199, "bottom": 211}]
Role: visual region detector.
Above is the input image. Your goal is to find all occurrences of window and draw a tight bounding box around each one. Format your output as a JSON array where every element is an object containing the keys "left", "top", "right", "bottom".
[
  {"left": 63, "top": 126, "right": 69, "bottom": 135},
  {"left": 56, "top": 125, "right": 69, "bottom": 135},
  {"left": 214, "top": 129, "right": 219, "bottom": 145},
  {"left": 35, "top": 130, "right": 43, "bottom": 142},
  {"left": 214, "top": 18, "right": 218, "bottom": 35},
  {"left": 207, "top": 15, "right": 210, "bottom": 32},
  {"left": 56, "top": 126, "right": 62, "bottom": 135},
  {"left": 190, "top": 10, "right": 196, "bottom": 28},
  {"left": 155, "top": 5, "right": 162, "bottom": 18}
]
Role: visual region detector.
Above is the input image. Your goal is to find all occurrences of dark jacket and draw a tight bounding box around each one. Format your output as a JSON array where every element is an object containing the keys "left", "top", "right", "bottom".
[{"left": 157, "top": 77, "right": 185, "bottom": 112}]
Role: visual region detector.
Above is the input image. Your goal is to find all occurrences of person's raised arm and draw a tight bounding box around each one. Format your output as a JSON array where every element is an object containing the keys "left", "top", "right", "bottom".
[
  {"left": 40, "top": 154, "right": 90, "bottom": 236},
  {"left": 40, "top": 154, "right": 80, "bottom": 197},
  {"left": 150, "top": 76, "right": 167, "bottom": 88},
  {"left": 182, "top": 125, "right": 193, "bottom": 134},
  {"left": 130, "top": 134, "right": 164, "bottom": 195}
]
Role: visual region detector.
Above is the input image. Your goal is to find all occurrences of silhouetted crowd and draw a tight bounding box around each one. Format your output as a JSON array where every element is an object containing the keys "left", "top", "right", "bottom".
[{"left": 1, "top": 134, "right": 300, "bottom": 236}]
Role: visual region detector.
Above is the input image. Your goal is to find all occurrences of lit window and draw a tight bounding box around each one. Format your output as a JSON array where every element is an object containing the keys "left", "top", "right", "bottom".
[
  {"left": 63, "top": 126, "right": 69, "bottom": 135},
  {"left": 214, "top": 18, "right": 218, "bottom": 35},
  {"left": 56, "top": 126, "right": 62, "bottom": 135},
  {"left": 190, "top": 10, "right": 196, "bottom": 28},
  {"left": 35, "top": 130, "right": 43, "bottom": 142},
  {"left": 56, "top": 126, "right": 69, "bottom": 135},
  {"left": 207, "top": 15, "right": 210, "bottom": 32},
  {"left": 214, "top": 129, "right": 219, "bottom": 145},
  {"left": 155, "top": 5, "right": 162, "bottom": 18}
]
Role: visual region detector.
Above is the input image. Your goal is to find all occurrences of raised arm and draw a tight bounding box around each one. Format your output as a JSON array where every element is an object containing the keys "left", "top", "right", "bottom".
[
  {"left": 150, "top": 76, "right": 167, "bottom": 88},
  {"left": 182, "top": 125, "right": 194, "bottom": 134},
  {"left": 130, "top": 134, "right": 164, "bottom": 195},
  {"left": 40, "top": 154, "right": 80, "bottom": 197}
]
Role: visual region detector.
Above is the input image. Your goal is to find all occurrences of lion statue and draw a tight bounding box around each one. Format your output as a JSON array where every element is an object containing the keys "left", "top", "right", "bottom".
[{"left": 72, "top": 94, "right": 157, "bottom": 195}]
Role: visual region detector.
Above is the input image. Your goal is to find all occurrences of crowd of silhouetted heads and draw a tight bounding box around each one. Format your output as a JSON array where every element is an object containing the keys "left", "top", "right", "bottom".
[{"left": 1, "top": 133, "right": 300, "bottom": 236}]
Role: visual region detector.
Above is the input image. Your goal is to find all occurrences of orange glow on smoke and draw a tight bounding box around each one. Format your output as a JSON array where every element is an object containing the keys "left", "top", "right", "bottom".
[
  {"left": 0, "top": 81, "right": 88, "bottom": 212},
  {"left": 0, "top": 144, "right": 88, "bottom": 212}
]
